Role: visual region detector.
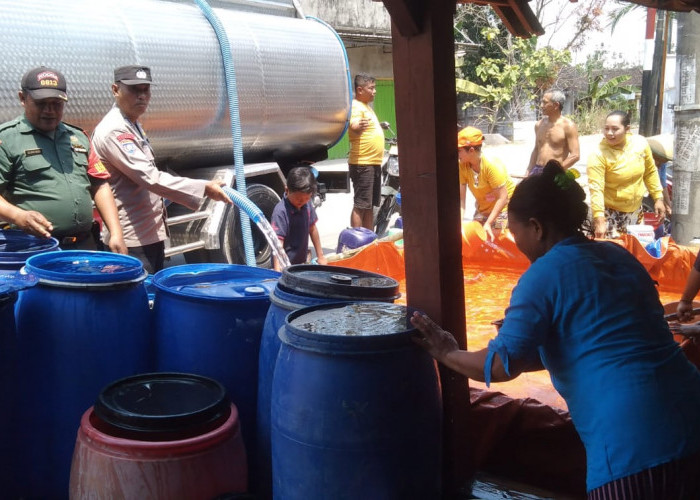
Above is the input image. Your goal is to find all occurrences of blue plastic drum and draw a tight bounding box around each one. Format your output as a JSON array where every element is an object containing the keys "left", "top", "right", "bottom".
[
  {"left": 256, "top": 265, "right": 400, "bottom": 498},
  {"left": 0, "top": 269, "right": 39, "bottom": 493},
  {"left": 152, "top": 263, "right": 280, "bottom": 486},
  {"left": 11, "top": 251, "right": 151, "bottom": 498},
  {"left": 271, "top": 302, "right": 442, "bottom": 499}
]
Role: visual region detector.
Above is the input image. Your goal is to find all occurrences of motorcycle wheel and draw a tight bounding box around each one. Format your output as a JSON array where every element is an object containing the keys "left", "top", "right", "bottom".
[{"left": 374, "top": 194, "right": 397, "bottom": 238}]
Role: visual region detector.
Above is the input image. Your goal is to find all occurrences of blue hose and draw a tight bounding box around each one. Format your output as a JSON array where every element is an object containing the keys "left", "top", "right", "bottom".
[
  {"left": 195, "top": 0, "right": 256, "bottom": 266},
  {"left": 222, "top": 187, "right": 265, "bottom": 225}
]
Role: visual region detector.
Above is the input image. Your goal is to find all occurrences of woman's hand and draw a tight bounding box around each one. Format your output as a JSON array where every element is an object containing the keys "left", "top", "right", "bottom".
[
  {"left": 654, "top": 198, "right": 666, "bottom": 220},
  {"left": 677, "top": 299, "right": 697, "bottom": 323},
  {"left": 482, "top": 220, "right": 494, "bottom": 241},
  {"left": 410, "top": 311, "right": 459, "bottom": 363},
  {"left": 669, "top": 320, "right": 700, "bottom": 338},
  {"left": 593, "top": 216, "right": 607, "bottom": 239}
]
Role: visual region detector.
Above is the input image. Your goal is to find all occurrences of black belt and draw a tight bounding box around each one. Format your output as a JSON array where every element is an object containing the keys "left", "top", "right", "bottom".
[{"left": 57, "top": 231, "right": 93, "bottom": 246}]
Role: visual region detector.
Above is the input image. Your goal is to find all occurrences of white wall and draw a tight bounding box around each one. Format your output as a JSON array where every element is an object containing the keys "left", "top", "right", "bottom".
[
  {"left": 346, "top": 46, "right": 394, "bottom": 79},
  {"left": 299, "top": 0, "right": 390, "bottom": 32}
]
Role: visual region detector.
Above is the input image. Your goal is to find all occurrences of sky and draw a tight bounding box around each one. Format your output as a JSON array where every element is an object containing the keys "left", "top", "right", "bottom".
[{"left": 536, "top": 1, "right": 651, "bottom": 67}]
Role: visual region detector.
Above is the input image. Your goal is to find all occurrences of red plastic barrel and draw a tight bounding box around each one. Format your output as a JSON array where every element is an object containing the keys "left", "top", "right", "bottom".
[{"left": 69, "top": 373, "right": 248, "bottom": 499}]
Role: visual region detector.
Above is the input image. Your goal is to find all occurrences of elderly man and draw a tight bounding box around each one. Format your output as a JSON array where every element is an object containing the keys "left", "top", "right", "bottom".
[
  {"left": 0, "top": 66, "right": 126, "bottom": 252},
  {"left": 527, "top": 89, "right": 580, "bottom": 176},
  {"left": 92, "top": 65, "right": 230, "bottom": 273}
]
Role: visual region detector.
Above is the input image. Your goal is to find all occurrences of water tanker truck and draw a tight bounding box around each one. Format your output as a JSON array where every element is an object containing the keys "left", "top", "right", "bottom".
[{"left": 0, "top": 0, "right": 351, "bottom": 266}]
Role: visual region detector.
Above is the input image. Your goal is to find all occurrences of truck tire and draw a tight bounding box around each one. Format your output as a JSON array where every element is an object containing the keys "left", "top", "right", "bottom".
[{"left": 185, "top": 184, "right": 281, "bottom": 267}]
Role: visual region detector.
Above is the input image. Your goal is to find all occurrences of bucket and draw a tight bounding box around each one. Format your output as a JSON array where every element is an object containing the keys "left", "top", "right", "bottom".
[
  {"left": 152, "top": 263, "right": 280, "bottom": 487},
  {"left": 11, "top": 251, "right": 151, "bottom": 497},
  {"left": 0, "top": 229, "right": 60, "bottom": 270},
  {"left": 627, "top": 224, "right": 655, "bottom": 246},
  {"left": 69, "top": 372, "right": 248, "bottom": 499},
  {"left": 271, "top": 302, "right": 442, "bottom": 499},
  {"left": 256, "top": 265, "right": 400, "bottom": 498},
  {"left": 336, "top": 227, "right": 377, "bottom": 253}
]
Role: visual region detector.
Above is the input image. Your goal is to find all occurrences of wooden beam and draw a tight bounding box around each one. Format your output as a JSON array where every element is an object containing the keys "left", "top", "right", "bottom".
[
  {"left": 387, "top": 0, "right": 473, "bottom": 496},
  {"left": 382, "top": 0, "right": 426, "bottom": 37},
  {"left": 459, "top": 0, "right": 545, "bottom": 37}
]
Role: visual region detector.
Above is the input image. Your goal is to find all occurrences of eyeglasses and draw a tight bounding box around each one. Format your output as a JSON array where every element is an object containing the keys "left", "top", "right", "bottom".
[{"left": 461, "top": 145, "right": 481, "bottom": 153}]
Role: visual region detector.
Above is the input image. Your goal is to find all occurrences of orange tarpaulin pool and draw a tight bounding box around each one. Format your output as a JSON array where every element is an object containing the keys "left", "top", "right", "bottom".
[
  {"left": 330, "top": 222, "right": 698, "bottom": 409},
  {"left": 329, "top": 223, "right": 699, "bottom": 497}
]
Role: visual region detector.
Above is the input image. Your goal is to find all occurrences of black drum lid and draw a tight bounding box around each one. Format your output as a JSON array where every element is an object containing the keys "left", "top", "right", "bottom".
[
  {"left": 278, "top": 264, "right": 400, "bottom": 301},
  {"left": 94, "top": 372, "right": 231, "bottom": 441}
]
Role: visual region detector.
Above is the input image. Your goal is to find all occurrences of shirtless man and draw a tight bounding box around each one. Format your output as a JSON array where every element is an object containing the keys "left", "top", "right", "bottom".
[{"left": 526, "top": 89, "right": 580, "bottom": 176}]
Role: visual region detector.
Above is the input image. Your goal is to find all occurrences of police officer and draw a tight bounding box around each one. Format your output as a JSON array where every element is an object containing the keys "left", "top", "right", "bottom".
[
  {"left": 92, "top": 65, "right": 230, "bottom": 273},
  {"left": 0, "top": 66, "right": 127, "bottom": 252}
]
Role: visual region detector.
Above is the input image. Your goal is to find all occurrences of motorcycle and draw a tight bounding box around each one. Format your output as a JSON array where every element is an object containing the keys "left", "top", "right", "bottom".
[{"left": 373, "top": 122, "right": 400, "bottom": 237}]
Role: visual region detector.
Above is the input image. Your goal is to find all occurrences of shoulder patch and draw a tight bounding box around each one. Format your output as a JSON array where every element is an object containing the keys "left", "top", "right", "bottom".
[
  {"left": 118, "top": 133, "right": 137, "bottom": 155},
  {"left": 117, "top": 132, "right": 137, "bottom": 142}
]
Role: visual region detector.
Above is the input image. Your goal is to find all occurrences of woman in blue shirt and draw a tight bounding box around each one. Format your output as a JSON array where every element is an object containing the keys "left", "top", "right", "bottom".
[{"left": 411, "top": 161, "right": 700, "bottom": 499}]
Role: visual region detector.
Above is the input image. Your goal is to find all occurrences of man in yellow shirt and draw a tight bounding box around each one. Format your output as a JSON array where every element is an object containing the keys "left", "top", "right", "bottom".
[
  {"left": 458, "top": 126, "right": 515, "bottom": 241},
  {"left": 348, "top": 73, "right": 384, "bottom": 230}
]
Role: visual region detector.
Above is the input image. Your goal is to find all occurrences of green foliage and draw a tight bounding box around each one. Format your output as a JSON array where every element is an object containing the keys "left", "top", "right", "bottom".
[
  {"left": 571, "top": 51, "right": 639, "bottom": 133},
  {"left": 463, "top": 26, "right": 570, "bottom": 130},
  {"left": 582, "top": 74, "right": 635, "bottom": 110}
]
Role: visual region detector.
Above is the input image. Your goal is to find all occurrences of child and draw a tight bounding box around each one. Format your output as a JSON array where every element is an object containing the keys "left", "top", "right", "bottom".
[{"left": 271, "top": 166, "right": 327, "bottom": 270}]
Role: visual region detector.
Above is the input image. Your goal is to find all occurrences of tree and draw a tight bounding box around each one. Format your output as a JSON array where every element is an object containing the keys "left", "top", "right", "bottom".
[
  {"left": 533, "top": 0, "right": 607, "bottom": 52},
  {"left": 455, "top": 5, "right": 571, "bottom": 131}
]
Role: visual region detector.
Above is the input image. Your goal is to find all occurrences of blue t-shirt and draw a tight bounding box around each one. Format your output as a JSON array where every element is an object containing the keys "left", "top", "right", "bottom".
[
  {"left": 271, "top": 196, "right": 318, "bottom": 265},
  {"left": 486, "top": 235, "right": 700, "bottom": 491}
]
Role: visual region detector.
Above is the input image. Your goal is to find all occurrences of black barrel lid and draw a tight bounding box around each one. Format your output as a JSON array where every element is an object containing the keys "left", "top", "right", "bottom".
[
  {"left": 278, "top": 264, "right": 400, "bottom": 301},
  {"left": 94, "top": 372, "right": 231, "bottom": 441}
]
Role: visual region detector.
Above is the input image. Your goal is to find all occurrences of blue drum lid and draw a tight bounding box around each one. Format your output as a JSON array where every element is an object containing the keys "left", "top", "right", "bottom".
[
  {"left": 24, "top": 250, "right": 146, "bottom": 285},
  {"left": 278, "top": 265, "right": 400, "bottom": 301},
  {"left": 282, "top": 302, "right": 417, "bottom": 353},
  {"left": 152, "top": 264, "right": 280, "bottom": 301},
  {"left": 94, "top": 372, "right": 231, "bottom": 441}
]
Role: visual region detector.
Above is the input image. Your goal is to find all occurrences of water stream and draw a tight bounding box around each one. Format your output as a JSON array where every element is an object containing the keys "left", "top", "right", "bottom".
[{"left": 254, "top": 218, "right": 292, "bottom": 269}]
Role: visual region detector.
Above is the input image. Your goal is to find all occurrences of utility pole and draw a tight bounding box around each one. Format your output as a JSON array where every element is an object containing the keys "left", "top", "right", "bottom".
[
  {"left": 639, "top": 8, "right": 657, "bottom": 136},
  {"left": 671, "top": 12, "right": 700, "bottom": 244},
  {"left": 640, "top": 9, "right": 668, "bottom": 136}
]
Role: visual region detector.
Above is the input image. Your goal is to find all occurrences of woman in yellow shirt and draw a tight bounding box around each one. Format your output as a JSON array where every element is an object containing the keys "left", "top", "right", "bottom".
[
  {"left": 587, "top": 110, "right": 665, "bottom": 239},
  {"left": 458, "top": 126, "right": 515, "bottom": 241}
]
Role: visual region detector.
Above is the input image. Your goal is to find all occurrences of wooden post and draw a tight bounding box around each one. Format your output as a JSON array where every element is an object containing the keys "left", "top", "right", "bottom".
[{"left": 384, "top": 0, "right": 473, "bottom": 497}]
